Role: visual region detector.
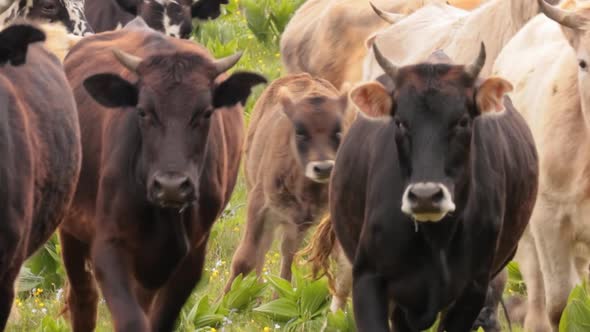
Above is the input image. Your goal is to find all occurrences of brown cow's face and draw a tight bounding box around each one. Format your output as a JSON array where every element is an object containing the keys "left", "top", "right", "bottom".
[
  {"left": 351, "top": 46, "right": 512, "bottom": 223},
  {"left": 83, "top": 51, "right": 266, "bottom": 209},
  {"left": 279, "top": 89, "right": 348, "bottom": 183}
]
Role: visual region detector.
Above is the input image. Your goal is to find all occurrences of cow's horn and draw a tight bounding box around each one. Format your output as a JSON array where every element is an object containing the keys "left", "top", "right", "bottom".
[
  {"left": 538, "top": 0, "right": 587, "bottom": 30},
  {"left": 465, "top": 43, "right": 486, "bottom": 80},
  {"left": 373, "top": 43, "right": 398, "bottom": 80},
  {"left": 112, "top": 48, "right": 142, "bottom": 72},
  {"left": 369, "top": 2, "right": 405, "bottom": 24},
  {"left": 213, "top": 52, "right": 243, "bottom": 75}
]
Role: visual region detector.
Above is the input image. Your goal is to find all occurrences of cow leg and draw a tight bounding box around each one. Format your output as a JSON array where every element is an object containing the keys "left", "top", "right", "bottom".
[
  {"left": 438, "top": 279, "right": 488, "bottom": 332},
  {"left": 532, "top": 211, "right": 578, "bottom": 330},
  {"left": 472, "top": 270, "right": 507, "bottom": 332},
  {"left": 516, "top": 226, "right": 552, "bottom": 332},
  {"left": 92, "top": 236, "right": 149, "bottom": 332},
  {"left": 59, "top": 229, "right": 99, "bottom": 332},
  {"left": 0, "top": 265, "right": 20, "bottom": 331},
  {"left": 226, "top": 189, "right": 272, "bottom": 292},
  {"left": 279, "top": 221, "right": 311, "bottom": 281},
  {"left": 330, "top": 244, "right": 353, "bottom": 312},
  {"left": 149, "top": 240, "right": 207, "bottom": 332},
  {"left": 352, "top": 256, "right": 390, "bottom": 332}
]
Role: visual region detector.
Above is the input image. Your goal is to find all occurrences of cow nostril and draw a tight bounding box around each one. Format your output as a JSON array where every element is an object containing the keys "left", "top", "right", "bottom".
[
  {"left": 408, "top": 190, "right": 418, "bottom": 202},
  {"left": 432, "top": 189, "right": 444, "bottom": 203},
  {"left": 152, "top": 179, "right": 162, "bottom": 191},
  {"left": 179, "top": 178, "right": 192, "bottom": 193}
]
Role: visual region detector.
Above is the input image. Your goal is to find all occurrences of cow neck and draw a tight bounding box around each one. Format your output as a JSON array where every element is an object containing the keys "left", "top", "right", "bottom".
[{"left": 453, "top": 0, "right": 539, "bottom": 75}]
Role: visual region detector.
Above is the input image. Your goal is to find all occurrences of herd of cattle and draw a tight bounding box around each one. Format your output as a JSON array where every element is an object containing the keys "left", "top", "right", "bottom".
[{"left": 0, "top": 0, "right": 588, "bottom": 331}]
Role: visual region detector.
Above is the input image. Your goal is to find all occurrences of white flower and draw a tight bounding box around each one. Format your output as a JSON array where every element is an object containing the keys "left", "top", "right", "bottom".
[
  {"left": 31, "top": 309, "right": 37, "bottom": 313},
  {"left": 41, "top": 308, "right": 47, "bottom": 314},
  {"left": 56, "top": 288, "right": 64, "bottom": 301},
  {"left": 274, "top": 324, "right": 281, "bottom": 329}
]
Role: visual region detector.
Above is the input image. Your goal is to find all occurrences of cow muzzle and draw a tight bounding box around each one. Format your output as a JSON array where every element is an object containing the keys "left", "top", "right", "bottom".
[
  {"left": 305, "top": 160, "right": 335, "bottom": 183},
  {"left": 401, "top": 182, "right": 455, "bottom": 222},
  {"left": 149, "top": 172, "right": 196, "bottom": 209}
]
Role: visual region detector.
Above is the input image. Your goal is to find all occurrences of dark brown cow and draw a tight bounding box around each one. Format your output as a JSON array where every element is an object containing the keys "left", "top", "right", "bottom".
[
  {"left": 225, "top": 73, "right": 353, "bottom": 292},
  {"left": 328, "top": 44, "right": 538, "bottom": 331},
  {"left": 0, "top": 23, "right": 81, "bottom": 330},
  {"left": 60, "top": 19, "right": 265, "bottom": 331},
  {"left": 85, "top": 0, "right": 228, "bottom": 38}
]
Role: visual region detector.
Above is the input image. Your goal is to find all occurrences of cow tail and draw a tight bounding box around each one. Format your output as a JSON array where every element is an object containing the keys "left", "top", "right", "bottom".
[{"left": 300, "top": 215, "right": 337, "bottom": 291}]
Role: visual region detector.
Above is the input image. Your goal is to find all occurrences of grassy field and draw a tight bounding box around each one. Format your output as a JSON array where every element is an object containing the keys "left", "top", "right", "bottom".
[{"left": 6, "top": 0, "right": 590, "bottom": 331}]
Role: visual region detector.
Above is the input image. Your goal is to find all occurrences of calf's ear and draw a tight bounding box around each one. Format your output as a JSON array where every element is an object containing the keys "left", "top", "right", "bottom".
[
  {"left": 192, "top": 0, "right": 229, "bottom": 19},
  {"left": 0, "top": 25, "right": 46, "bottom": 66},
  {"left": 475, "top": 77, "right": 513, "bottom": 114},
  {"left": 84, "top": 74, "right": 139, "bottom": 108},
  {"left": 278, "top": 87, "right": 296, "bottom": 119},
  {"left": 350, "top": 82, "right": 393, "bottom": 117},
  {"left": 213, "top": 71, "right": 267, "bottom": 108}
]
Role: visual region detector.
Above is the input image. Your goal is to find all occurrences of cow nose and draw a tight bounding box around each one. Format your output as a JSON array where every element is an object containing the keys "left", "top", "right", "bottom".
[
  {"left": 401, "top": 182, "right": 455, "bottom": 222},
  {"left": 408, "top": 183, "right": 444, "bottom": 211},
  {"left": 151, "top": 173, "right": 195, "bottom": 207},
  {"left": 305, "top": 160, "right": 335, "bottom": 183}
]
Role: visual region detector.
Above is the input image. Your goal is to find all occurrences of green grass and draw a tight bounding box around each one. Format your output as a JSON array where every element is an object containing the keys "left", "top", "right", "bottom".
[{"left": 6, "top": 0, "right": 590, "bottom": 331}]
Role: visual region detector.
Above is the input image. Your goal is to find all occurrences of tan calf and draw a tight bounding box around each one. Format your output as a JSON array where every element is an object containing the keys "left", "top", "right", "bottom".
[{"left": 225, "top": 74, "right": 353, "bottom": 291}]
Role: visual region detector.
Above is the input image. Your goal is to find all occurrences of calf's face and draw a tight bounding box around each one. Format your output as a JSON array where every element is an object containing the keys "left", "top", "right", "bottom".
[
  {"left": 279, "top": 88, "right": 348, "bottom": 183},
  {"left": 351, "top": 44, "right": 513, "bottom": 222},
  {"left": 83, "top": 50, "right": 266, "bottom": 209},
  {"left": 26, "top": 0, "right": 92, "bottom": 35}
]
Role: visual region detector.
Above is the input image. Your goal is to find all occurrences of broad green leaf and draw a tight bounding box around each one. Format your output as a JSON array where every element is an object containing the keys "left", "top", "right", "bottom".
[
  {"left": 254, "top": 297, "right": 299, "bottom": 322},
  {"left": 266, "top": 275, "right": 296, "bottom": 300},
  {"left": 300, "top": 278, "right": 330, "bottom": 318},
  {"left": 560, "top": 282, "right": 590, "bottom": 332},
  {"left": 193, "top": 314, "right": 225, "bottom": 329}
]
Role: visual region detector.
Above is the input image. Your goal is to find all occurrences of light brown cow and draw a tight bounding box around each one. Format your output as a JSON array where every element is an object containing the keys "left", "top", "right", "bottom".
[
  {"left": 225, "top": 73, "right": 354, "bottom": 292},
  {"left": 493, "top": 0, "right": 590, "bottom": 330},
  {"left": 280, "top": 0, "right": 449, "bottom": 90}
]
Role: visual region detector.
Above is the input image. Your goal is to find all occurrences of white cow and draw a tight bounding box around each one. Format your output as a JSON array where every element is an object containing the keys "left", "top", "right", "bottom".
[
  {"left": 363, "top": 0, "right": 546, "bottom": 81},
  {"left": 493, "top": 0, "right": 590, "bottom": 330}
]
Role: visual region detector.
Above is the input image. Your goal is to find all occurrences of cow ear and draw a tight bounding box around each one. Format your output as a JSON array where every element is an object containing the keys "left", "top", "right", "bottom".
[
  {"left": 475, "top": 77, "right": 513, "bottom": 115},
  {"left": 278, "top": 87, "right": 296, "bottom": 119},
  {"left": 83, "top": 73, "right": 139, "bottom": 108},
  {"left": 350, "top": 82, "right": 393, "bottom": 117},
  {"left": 192, "top": 0, "right": 228, "bottom": 19},
  {"left": 0, "top": 24, "right": 46, "bottom": 66},
  {"left": 213, "top": 71, "right": 267, "bottom": 108},
  {"left": 115, "top": 0, "right": 139, "bottom": 15}
]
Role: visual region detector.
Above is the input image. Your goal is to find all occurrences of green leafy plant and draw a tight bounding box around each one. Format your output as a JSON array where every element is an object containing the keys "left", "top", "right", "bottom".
[
  {"left": 325, "top": 309, "right": 357, "bottom": 332},
  {"left": 253, "top": 267, "right": 331, "bottom": 331},
  {"left": 560, "top": 281, "right": 590, "bottom": 332}
]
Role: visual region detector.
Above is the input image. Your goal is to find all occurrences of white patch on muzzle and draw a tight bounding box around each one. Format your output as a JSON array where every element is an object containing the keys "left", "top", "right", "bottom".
[
  {"left": 304, "top": 160, "right": 335, "bottom": 183},
  {"left": 162, "top": 8, "right": 181, "bottom": 37},
  {"left": 400, "top": 182, "right": 456, "bottom": 223}
]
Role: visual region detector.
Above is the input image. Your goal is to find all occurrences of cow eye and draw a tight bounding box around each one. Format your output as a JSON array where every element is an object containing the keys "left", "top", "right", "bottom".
[
  {"left": 334, "top": 131, "right": 342, "bottom": 140},
  {"left": 580, "top": 59, "right": 588, "bottom": 71},
  {"left": 138, "top": 108, "right": 148, "bottom": 118},
  {"left": 203, "top": 109, "right": 213, "bottom": 119},
  {"left": 40, "top": 1, "right": 58, "bottom": 14},
  {"left": 457, "top": 117, "right": 469, "bottom": 128},
  {"left": 394, "top": 118, "right": 406, "bottom": 131}
]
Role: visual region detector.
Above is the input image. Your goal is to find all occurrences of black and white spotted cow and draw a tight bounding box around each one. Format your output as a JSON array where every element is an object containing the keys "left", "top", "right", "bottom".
[
  {"left": 85, "top": 0, "right": 228, "bottom": 38},
  {"left": 0, "top": 0, "right": 93, "bottom": 35}
]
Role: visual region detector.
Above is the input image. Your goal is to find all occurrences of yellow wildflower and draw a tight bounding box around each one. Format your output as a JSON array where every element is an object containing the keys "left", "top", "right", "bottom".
[{"left": 263, "top": 327, "right": 271, "bottom": 332}]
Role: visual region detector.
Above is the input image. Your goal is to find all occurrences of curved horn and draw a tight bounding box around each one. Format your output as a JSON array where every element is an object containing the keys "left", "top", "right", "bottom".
[
  {"left": 373, "top": 43, "right": 398, "bottom": 80},
  {"left": 369, "top": 2, "right": 405, "bottom": 24},
  {"left": 213, "top": 51, "right": 243, "bottom": 75},
  {"left": 538, "top": 0, "right": 587, "bottom": 30},
  {"left": 112, "top": 48, "right": 142, "bottom": 73},
  {"left": 465, "top": 43, "right": 486, "bottom": 80}
]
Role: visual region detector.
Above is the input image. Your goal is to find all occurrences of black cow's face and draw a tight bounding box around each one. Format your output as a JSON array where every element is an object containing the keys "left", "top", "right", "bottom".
[
  {"left": 279, "top": 89, "right": 348, "bottom": 183},
  {"left": 83, "top": 50, "right": 266, "bottom": 209},
  {"left": 351, "top": 45, "right": 513, "bottom": 223},
  {"left": 116, "top": 0, "right": 228, "bottom": 39},
  {"left": 24, "top": 0, "right": 92, "bottom": 35}
]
